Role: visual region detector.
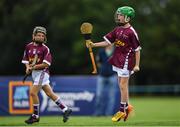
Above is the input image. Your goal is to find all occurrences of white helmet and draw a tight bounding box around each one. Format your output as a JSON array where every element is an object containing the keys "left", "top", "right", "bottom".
[
  {"left": 33, "top": 26, "right": 47, "bottom": 43},
  {"left": 33, "top": 26, "right": 47, "bottom": 35}
]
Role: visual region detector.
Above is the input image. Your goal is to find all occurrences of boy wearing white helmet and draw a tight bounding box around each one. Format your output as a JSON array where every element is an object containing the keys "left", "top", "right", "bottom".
[{"left": 22, "top": 26, "right": 72, "bottom": 124}]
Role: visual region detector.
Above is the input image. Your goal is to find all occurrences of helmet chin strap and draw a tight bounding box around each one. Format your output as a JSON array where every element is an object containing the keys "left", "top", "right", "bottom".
[
  {"left": 124, "top": 15, "right": 130, "bottom": 23},
  {"left": 117, "top": 21, "right": 128, "bottom": 26},
  {"left": 117, "top": 22, "right": 126, "bottom": 26},
  {"left": 33, "top": 38, "right": 44, "bottom": 44},
  {"left": 116, "top": 15, "right": 130, "bottom": 26},
  {"left": 35, "top": 41, "right": 43, "bottom": 44}
]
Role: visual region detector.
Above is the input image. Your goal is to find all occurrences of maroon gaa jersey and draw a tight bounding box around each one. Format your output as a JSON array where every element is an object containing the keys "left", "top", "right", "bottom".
[
  {"left": 103, "top": 26, "right": 141, "bottom": 71},
  {"left": 22, "top": 42, "right": 52, "bottom": 73}
]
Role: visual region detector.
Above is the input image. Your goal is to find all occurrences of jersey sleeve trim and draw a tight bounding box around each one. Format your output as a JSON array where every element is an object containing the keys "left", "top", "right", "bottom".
[
  {"left": 103, "top": 36, "right": 112, "bottom": 44},
  {"left": 135, "top": 46, "right": 142, "bottom": 51},
  {"left": 43, "top": 60, "right": 51, "bottom": 66},
  {"left": 22, "top": 60, "right": 29, "bottom": 64}
]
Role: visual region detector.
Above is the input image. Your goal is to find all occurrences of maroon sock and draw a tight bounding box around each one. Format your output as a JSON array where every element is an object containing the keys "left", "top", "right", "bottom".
[
  {"left": 33, "top": 104, "right": 39, "bottom": 116},
  {"left": 55, "top": 98, "right": 67, "bottom": 110},
  {"left": 120, "top": 102, "right": 126, "bottom": 112}
]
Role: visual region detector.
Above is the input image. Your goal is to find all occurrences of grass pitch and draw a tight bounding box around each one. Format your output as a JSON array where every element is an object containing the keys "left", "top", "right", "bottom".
[{"left": 0, "top": 97, "right": 180, "bottom": 126}]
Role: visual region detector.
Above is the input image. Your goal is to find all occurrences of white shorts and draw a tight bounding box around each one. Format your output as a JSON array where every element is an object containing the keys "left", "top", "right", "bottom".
[
  {"left": 112, "top": 66, "right": 134, "bottom": 77},
  {"left": 32, "top": 70, "right": 50, "bottom": 86}
]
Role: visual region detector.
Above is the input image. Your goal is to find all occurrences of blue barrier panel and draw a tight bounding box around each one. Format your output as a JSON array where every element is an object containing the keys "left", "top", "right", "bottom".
[
  {"left": 40, "top": 76, "right": 98, "bottom": 115},
  {"left": 0, "top": 77, "right": 34, "bottom": 115},
  {"left": 1, "top": 76, "right": 179, "bottom": 116},
  {"left": 0, "top": 76, "right": 120, "bottom": 116},
  {"left": 0, "top": 78, "right": 9, "bottom": 115}
]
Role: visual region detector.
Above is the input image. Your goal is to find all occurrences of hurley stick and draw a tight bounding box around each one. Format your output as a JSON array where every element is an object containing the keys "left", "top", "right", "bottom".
[
  {"left": 80, "top": 22, "right": 97, "bottom": 74},
  {"left": 22, "top": 54, "right": 38, "bottom": 83}
]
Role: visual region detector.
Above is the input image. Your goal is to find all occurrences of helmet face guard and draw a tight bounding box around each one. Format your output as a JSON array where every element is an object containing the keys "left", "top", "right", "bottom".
[
  {"left": 33, "top": 26, "right": 47, "bottom": 43},
  {"left": 115, "top": 6, "right": 135, "bottom": 24}
]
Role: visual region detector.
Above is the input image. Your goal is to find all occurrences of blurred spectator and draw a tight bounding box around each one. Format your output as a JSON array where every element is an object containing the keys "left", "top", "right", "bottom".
[{"left": 94, "top": 45, "right": 118, "bottom": 116}]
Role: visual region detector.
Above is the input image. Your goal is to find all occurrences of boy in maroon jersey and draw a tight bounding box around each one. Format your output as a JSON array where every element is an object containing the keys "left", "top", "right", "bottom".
[
  {"left": 86, "top": 6, "right": 141, "bottom": 122},
  {"left": 22, "top": 26, "right": 72, "bottom": 124}
]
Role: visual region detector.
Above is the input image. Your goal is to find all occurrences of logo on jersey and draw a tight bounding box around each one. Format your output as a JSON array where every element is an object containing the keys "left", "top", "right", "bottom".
[
  {"left": 115, "top": 40, "right": 125, "bottom": 47},
  {"left": 33, "top": 49, "right": 37, "bottom": 54},
  {"left": 9, "top": 81, "right": 33, "bottom": 114}
]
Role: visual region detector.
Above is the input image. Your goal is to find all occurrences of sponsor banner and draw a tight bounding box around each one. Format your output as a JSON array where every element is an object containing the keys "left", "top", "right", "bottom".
[
  {"left": 0, "top": 76, "right": 119, "bottom": 116},
  {"left": 9, "top": 81, "right": 33, "bottom": 114},
  {"left": 39, "top": 76, "right": 98, "bottom": 115}
]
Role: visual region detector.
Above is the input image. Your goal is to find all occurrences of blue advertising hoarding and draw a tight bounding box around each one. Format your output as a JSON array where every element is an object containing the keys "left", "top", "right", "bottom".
[{"left": 0, "top": 76, "right": 119, "bottom": 116}]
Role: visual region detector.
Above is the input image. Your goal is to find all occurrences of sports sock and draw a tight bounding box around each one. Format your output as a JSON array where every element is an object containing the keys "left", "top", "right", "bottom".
[
  {"left": 55, "top": 97, "right": 68, "bottom": 112},
  {"left": 120, "top": 102, "right": 126, "bottom": 112},
  {"left": 33, "top": 104, "right": 39, "bottom": 117}
]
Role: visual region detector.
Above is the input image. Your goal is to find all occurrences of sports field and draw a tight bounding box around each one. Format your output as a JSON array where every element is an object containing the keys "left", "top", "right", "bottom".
[{"left": 0, "top": 97, "right": 180, "bottom": 126}]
